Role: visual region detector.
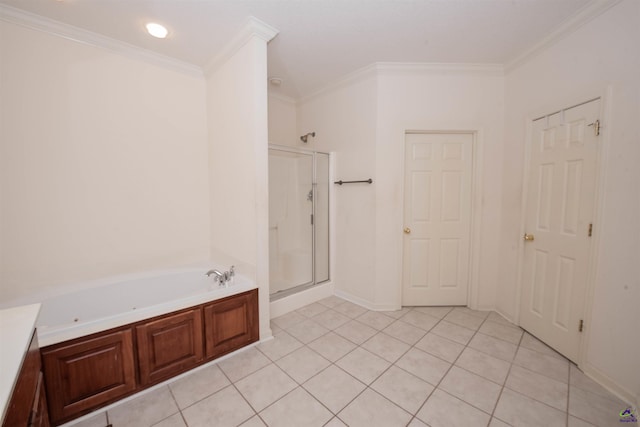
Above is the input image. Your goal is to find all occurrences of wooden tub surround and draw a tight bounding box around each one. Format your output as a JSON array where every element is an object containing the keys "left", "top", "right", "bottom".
[{"left": 40, "top": 289, "right": 259, "bottom": 425}]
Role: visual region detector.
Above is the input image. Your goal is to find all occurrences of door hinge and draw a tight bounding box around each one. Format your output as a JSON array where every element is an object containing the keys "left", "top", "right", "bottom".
[
  {"left": 588, "top": 119, "right": 601, "bottom": 136},
  {"left": 588, "top": 223, "right": 593, "bottom": 237},
  {"left": 311, "top": 214, "right": 314, "bottom": 225},
  {"left": 579, "top": 319, "right": 584, "bottom": 332}
]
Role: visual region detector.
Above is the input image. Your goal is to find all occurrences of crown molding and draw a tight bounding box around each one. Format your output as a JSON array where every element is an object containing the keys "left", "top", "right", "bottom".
[
  {"left": 375, "top": 62, "right": 504, "bottom": 76},
  {"left": 299, "top": 61, "right": 504, "bottom": 104},
  {"left": 0, "top": 4, "right": 204, "bottom": 78},
  {"left": 204, "top": 16, "right": 279, "bottom": 77},
  {"left": 268, "top": 91, "right": 297, "bottom": 106},
  {"left": 505, "top": 0, "right": 622, "bottom": 72}
]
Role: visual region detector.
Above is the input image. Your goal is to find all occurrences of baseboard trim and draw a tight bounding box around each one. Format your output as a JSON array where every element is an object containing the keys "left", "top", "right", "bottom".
[
  {"left": 334, "top": 290, "right": 399, "bottom": 312},
  {"left": 581, "top": 361, "right": 639, "bottom": 407}
]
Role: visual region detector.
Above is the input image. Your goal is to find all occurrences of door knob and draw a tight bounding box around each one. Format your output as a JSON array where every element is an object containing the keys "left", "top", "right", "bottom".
[
  {"left": 404, "top": 227, "right": 411, "bottom": 234},
  {"left": 523, "top": 233, "right": 535, "bottom": 241}
]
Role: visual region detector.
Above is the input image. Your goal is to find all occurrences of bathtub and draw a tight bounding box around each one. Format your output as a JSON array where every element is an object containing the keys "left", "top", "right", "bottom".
[{"left": 36, "top": 269, "right": 257, "bottom": 347}]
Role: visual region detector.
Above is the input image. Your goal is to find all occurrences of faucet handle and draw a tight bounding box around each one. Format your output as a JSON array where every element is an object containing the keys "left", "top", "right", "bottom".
[{"left": 229, "top": 265, "right": 235, "bottom": 277}]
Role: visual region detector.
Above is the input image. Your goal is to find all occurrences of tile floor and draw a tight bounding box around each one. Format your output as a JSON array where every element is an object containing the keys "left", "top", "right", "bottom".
[{"left": 69, "top": 296, "right": 630, "bottom": 427}]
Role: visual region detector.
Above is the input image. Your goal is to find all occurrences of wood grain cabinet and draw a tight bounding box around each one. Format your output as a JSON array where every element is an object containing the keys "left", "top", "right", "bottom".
[
  {"left": 41, "top": 289, "right": 259, "bottom": 425},
  {"left": 136, "top": 308, "right": 203, "bottom": 386},
  {"left": 41, "top": 329, "right": 136, "bottom": 425},
  {"left": 3, "top": 332, "right": 50, "bottom": 427},
  {"left": 204, "top": 290, "right": 259, "bottom": 359}
]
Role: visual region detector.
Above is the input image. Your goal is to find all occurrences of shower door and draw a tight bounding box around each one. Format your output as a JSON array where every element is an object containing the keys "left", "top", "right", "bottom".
[{"left": 268, "top": 147, "right": 330, "bottom": 299}]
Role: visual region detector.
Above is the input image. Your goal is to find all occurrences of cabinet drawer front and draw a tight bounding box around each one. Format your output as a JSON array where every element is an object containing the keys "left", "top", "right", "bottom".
[
  {"left": 136, "top": 308, "right": 203, "bottom": 386},
  {"left": 204, "top": 290, "right": 258, "bottom": 359},
  {"left": 42, "top": 330, "right": 135, "bottom": 424}
]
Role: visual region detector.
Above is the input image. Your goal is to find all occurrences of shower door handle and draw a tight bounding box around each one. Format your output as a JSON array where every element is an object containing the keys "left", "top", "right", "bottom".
[{"left": 310, "top": 214, "right": 314, "bottom": 225}]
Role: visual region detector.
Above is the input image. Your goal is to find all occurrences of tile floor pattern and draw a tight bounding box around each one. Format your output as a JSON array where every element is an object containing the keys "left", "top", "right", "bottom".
[{"left": 69, "top": 297, "right": 630, "bottom": 427}]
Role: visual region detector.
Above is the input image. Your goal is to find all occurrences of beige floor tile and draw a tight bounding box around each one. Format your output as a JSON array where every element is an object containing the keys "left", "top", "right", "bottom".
[
  {"left": 336, "top": 347, "right": 390, "bottom": 385},
  {"left": 494, "top": 388, "right": 566, "bottom": 427},
  {"left": 468, "top": 332, "right": 518, "bottom": 362},
  {"left": 272, "top": 311, "right": 307, "bottom": 330},
  {"left": 152, "top": 413, "right": 186, "bottom": 427},
  {"left": 371, "top": 366, "right": 434, "bottom": 414},
  {"left": 382, "top": 320, "right": 426, "bottom": 345},
  {"left": 182, "top": 385, "right": 254, "bottom": 427},
  {"left": 334, "top": 320, "right": 378, "bottom": 345},
  {"left": 505, "top": 365, "right": 568, "bottom": 411},
  {"left": 285, "top": 318, "right": 329, "bottom": 344},
  {"left": 486, "top": 312, "right": 519, "bottom": 329},
  {"left": 568, "top": 415, "right": 596, "bottom": 426},
  {"left": 259, "top": 387, "right": 332, "bottom": 427},
  {"left": 488, "top": 417, "right": 511, "bottom": 427},
  {"left": 407, "top": 418, "right": 429, "bottom": 427},
  {"left": 411, "top": 306, "right": 453, "bottom": 319},
  {"left": 395, "top": 347, "right": 451, "bottom": 385},
  {"left": 66, "top": 412, "right": 108, "bottom": 427},
  {"left": 417, "top": 389, "right": 490, "bottom": 427},
  {"left": 317, "top": 295, "right": 346, "bottom": 308},
  {"left": 307, "top": 331, "right": 356, "bottom": 362},
  {"left": 239, "top": 415, "right": 267, "bottom": 426},
  {"left": 399, "top": 311, "right": 440, "bottom": 331},
  {"left": 276, "top": 346, "right": 330, "bottom": 383},
  {"left": 257, "top": 331, "right": 303, "bottom": 361},
  {"left": 324, "top": 417, "right": 348, "bottom": 426},
  {"left": 451, "top": 307, "right": 489, "bottom": 319},
  {"left": 169, "top": 363, "right": 230, "bottom": 409},
  {"left": 570, "top": 364, "right": 618, "bottom": 399},
  {"left": 568, "top": 386, "right": 628, "bottom": 427},
  {"left": 303, "top": 365, "right": 366, "bottom": 413},
  {"left": 108, "top": 386, "right": 179, "bottom": 427},
  {"left": 312, "top": 309, "right": 351, "bottom": 330},
  {"left": 430, "top": 320, "right": 475, "bottom": 345},
  {"left": 356, "top": 311, "right": 395, "bottom": 330},
  {"left": 513, "top": 346, "right": 569, "bottom": 383},
  {"left": 361, "top": 332, "right": 410, "bottom": 362},
  {"left": 339, "top": 389, "right": 412, "bottom": 427},
  {"left": 218, "top": 346, "right": 272, "bottom": 382},
  {"left": 443, "top": 310, "right": 485, "bottom": 330},
  {"left": 296, "top": 302, "right": 329, "bottom": 318},
  {"left": 333, "top": 301, "right": 368, "bottom": 319},
  {"left": 455, "top": 347, "right": 511, "bottom": 385},
  {"left": 439, "top": 366, "right": 502, "bottom": 413},
  {"left": 520, "top": 332, "right": 565, "bottom": 359},
  {"left": 381, "top": 307, "right": 412, "bottom": 319},
  {"left": 415, "top": 332, "right": 465, "bottom": 363},
  {"left": 478, "top": 322, "right": 523, "bottom": 345},
  {"left": 235, "top": 364, "right": 297, "bottom": 412}
]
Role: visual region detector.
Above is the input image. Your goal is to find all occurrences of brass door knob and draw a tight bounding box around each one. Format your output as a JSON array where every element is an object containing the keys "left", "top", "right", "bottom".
[
  {"left": 523, "top": 233, "right": 535, "bottom": 241},
  {"left": 404, "top": 227, "right": 411, "bottom": 234}
]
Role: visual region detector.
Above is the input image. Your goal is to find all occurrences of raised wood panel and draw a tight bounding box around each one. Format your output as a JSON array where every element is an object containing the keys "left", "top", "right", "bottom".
[
  {"left": 136, "top": 308, "right": 203, "bottom": 386},
  {"left": 204, "top": 289, "right": 259, "bottom": 359},
  {"left": 42, "top": 329, "right": 135, "bottom": 425},
  {"left": 2, "top": 331, "right": 49, "bottom": 427}
]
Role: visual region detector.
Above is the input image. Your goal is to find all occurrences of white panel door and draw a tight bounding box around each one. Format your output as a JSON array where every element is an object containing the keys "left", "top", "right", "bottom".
[
  {"left": 402, "top": 133, "right": 473, "bottom": 306},
  {"left": 520, "top": 99, "right": 600, "bottom": 362}
]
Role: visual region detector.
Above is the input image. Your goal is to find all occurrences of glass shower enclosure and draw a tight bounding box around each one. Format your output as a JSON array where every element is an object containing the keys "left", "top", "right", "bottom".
[{"left": 268, "top": 146, "right": 329, "bottom": 300}]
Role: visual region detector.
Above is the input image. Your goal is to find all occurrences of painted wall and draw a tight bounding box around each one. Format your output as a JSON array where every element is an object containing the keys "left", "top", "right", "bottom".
[
  {"left": 296, "top": 67, "right": 504, "bottom": 310},
  {"left": 0, "top": 21, "right": 209, "bottom": 304},
  {"left": 499, "top": 0, "right": 640, "bottom": 403},
  {"left": 268, "top": 94, "right": 297, "bottom": 145},
  {"left": 376, "top": 68, "right": 505, "bottom": 310},
  {"left": 297, "top": 75, "right": 378, "bottom": 304},
  {"left": 207, "top": 35, "right": 272, "bottom": 339}
]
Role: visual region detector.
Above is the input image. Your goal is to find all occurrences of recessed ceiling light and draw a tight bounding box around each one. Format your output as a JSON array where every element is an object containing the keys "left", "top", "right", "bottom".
[{"left": 146, "top": 23, "right": 168, "bottom": 39}]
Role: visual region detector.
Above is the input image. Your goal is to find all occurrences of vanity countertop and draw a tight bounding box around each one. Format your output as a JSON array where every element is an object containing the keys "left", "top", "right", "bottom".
[{"left": 0, "top": 303, "right": 41, "bottom": 423}]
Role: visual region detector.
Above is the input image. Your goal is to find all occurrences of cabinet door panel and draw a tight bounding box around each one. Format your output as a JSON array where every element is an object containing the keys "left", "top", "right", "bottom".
[
  {"left": 42, "top": 329, "right": 135, "bottom": 424},
  {"left": 204, "top": 290, "right": 259, "bottom": 359},
  {"left": 136, "top": 308, "right": 203, "bottom": 386}
]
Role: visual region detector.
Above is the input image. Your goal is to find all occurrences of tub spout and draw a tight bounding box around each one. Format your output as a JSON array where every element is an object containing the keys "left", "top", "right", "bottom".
[{"left": 206, "top": 269, "right": 225, "bottom": 281}]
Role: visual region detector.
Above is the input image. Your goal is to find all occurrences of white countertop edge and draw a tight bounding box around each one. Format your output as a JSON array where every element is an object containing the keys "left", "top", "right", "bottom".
[
  {"left": 37, "top": 282, "right": 258, "bottom": 347},
  {"left": 0, "top": 303, "right": 41, "bottom": 424}
]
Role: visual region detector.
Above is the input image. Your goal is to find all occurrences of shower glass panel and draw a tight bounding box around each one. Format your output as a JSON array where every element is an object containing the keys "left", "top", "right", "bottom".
[{"left": 269, "top": 146, "right": 330, "bottom": 299}]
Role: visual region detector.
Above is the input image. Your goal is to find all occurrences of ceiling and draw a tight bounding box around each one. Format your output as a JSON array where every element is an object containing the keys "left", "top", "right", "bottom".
[{"left": 0, "top": 0, "right": 600, "bottom": 99}]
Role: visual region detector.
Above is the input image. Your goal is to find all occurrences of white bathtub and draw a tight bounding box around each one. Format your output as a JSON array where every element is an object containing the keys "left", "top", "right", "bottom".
[{"left": 36, "top": 269, "right": 257, "bottom": 347}]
